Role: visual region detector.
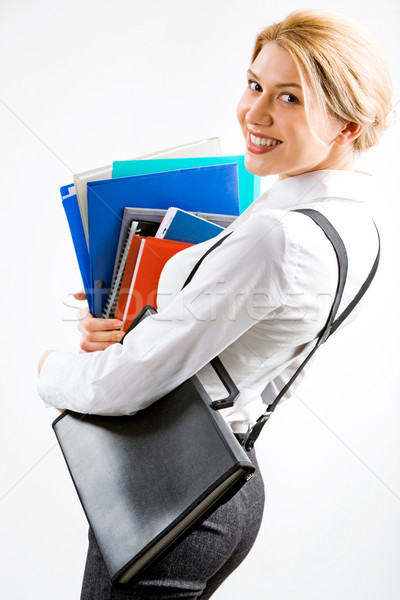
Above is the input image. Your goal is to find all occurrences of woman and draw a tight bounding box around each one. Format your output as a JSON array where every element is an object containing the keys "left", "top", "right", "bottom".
[{"left": 38, "top": 9, "right": 392, "bottom": 599}]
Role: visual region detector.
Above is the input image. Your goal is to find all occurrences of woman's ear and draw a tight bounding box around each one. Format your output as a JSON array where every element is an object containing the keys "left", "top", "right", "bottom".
[{"left": 335, "top": 121, "right": 363, "bottom": 145}]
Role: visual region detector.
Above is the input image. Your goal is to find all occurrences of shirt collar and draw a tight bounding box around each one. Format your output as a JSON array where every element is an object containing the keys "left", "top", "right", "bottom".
[{"left": 260, "top": 169, "right": 376, "bottom": 211}]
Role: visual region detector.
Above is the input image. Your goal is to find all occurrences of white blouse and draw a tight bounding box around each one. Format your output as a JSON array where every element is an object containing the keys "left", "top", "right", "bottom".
[{"left": 38, "top": 169, "right": 379, "bottom": 432}]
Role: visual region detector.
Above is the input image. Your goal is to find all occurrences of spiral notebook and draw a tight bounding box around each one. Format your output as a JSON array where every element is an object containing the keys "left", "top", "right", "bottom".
[{"left": 102, "top": 221, "right": 140, "bottom": 319}]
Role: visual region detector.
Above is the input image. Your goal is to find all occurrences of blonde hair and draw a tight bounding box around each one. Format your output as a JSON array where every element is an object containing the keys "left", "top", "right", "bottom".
[{"left": 252, "top": 10, "right": 393, "bottom": 152}]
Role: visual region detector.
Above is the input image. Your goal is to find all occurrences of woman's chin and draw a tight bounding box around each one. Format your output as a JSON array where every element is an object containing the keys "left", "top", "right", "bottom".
[{"left": 244, "top": 153, "right": 278, "bottom": 177}]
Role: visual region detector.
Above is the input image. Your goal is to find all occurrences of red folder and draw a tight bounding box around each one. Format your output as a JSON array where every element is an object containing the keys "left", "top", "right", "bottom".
[{"left": 115, "top": 237, "right": 192, "bottom": 330}]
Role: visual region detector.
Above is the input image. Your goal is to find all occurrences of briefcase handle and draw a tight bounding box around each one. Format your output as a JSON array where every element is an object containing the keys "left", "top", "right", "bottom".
[
  {"left": 208, "top": 356, "right": 240, "bottom": 410},
  {"left": 123, "top": 304, "right": 240, "bottom": 411}
]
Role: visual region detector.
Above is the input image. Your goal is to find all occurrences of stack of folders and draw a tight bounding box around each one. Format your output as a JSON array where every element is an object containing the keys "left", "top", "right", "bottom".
[{"left": 61, "top": 137, "right": 261, "bottom": 323}]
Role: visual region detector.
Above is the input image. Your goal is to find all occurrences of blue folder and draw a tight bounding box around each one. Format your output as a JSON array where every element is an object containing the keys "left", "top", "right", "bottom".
[
  {"left": 61, "top": 184, "right": 92, "bottom": 304},
  {"left": 158, "top": 208, "right": 224, "bottom": 244},
  {"left": 87, "top": 163, "right": 239, "bottom": 316},
  {"left": 112, "top": 155, "right": 260, "bottom": 214}
]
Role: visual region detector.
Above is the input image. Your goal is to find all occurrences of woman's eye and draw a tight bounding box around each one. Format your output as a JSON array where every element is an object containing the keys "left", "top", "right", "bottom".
[
  {"left": 280, "top": 92, "right": 298, "bottom": 104},
  {"left": 248, "top": 79, "right": 262, "bottom": 92}
]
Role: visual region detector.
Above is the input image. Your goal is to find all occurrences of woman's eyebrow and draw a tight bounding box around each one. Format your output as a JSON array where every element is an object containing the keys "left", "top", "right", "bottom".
[
  {"left": 275, "top": 82, "right": 302, "bottom": 89},
  {"left": 247, "top": 68, "right": 259, "bottom": 79},
  {"left": 247, "top": 69, "right": 302, "bottom": 90}
]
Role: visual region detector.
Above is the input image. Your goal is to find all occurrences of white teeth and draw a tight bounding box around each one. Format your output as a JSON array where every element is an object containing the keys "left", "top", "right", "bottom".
[{"left": 250, "top": 134, "right": 281, "bottom": 147}]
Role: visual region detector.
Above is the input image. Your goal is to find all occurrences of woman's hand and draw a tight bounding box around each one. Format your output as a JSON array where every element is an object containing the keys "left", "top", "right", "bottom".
[
  {"left": 77, "top": 307, "right": 124, "bottom": 351},
  {"left": 74, "top": 291, "right": 124, "bottom": 352}
]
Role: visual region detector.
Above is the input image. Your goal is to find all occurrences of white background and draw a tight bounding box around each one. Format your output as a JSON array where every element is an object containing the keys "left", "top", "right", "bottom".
[{"left": 0, "top": 0, "right": 399, "bottom": 598}]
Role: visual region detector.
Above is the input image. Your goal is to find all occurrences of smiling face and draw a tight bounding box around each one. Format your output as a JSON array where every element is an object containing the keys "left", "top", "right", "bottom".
[{"left": 237, "top": 42, "right": 356, "bottom": 179}]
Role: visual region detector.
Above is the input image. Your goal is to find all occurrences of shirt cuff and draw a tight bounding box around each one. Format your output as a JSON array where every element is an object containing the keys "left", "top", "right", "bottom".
[{"left": 37, "top": 351, "right": 71, "bottom": 409}]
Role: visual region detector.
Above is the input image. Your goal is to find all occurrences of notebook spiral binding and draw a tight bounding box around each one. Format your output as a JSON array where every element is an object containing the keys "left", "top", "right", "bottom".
[{"left": 102, "top": 221, "right": 138, "bottom": 319}]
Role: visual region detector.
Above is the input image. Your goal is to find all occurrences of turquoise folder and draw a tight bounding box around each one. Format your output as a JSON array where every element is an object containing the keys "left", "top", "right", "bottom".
[
  {"left": 112, "top": 155, "right": 260, "bottom": 214},
  {"left": 87, "top": 163, "right": 239, "bottom": 316}
]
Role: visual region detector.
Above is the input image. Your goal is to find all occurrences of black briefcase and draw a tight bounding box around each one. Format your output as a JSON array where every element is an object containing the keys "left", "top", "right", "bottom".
[{"left": 52, "top": 308, "right": 254, "bottom": 587}]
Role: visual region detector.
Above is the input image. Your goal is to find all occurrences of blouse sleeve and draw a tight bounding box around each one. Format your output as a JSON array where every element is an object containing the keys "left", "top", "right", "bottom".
[{"left": 37, "top": 213, "right": 298, "bottom": 415}]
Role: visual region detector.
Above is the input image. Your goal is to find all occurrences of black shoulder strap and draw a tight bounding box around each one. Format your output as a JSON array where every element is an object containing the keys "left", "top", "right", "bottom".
[
  {"left": 182, "top": 231, "right": 233, "bottom": 288},
  {"left": 242, "top": 208, "right": 380, "bottom": 449},
  {"left": 330, "top": 227, "right": 380, "bottom": 335},
  {"left": 180, "top": 209, "right": 380, "bottom": 450},
  {"left": 182, "top": 230, "right": 240, "bottom": 410}
]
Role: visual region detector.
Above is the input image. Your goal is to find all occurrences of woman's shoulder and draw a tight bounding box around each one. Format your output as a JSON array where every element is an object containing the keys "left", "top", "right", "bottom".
[
  {"left": 243, "top": 189, "right": 377, "bottom": 257},
  {"left": 231, "top": 205, "right": 296, "bottom": 268},
  {"left": 234, "top": 200, "right": 321, "bottom": 258}
]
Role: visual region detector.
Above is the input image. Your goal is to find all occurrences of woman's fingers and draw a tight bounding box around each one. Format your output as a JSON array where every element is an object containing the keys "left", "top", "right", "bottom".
[
  {"left": 78, "top": 307, "right": 123, "bottom": 331},
  {"left": 77, "top": 307, "right": 124, "bottom": 352},
  {"left": 73, "top": 289, "right": 87, "bottom": 301},
  {"left": 79, "top": 338, "right": 124, "bottom": 352}
]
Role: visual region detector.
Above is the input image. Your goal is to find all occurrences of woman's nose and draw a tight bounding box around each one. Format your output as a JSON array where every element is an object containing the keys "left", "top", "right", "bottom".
[{"left": 245, "top": 96, "right": 273, "bottom": 127}]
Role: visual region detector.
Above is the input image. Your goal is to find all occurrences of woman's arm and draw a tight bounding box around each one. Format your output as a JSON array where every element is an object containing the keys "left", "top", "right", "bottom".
[{"left": 37, "top": 215, "right": 294, "bottom": 416}]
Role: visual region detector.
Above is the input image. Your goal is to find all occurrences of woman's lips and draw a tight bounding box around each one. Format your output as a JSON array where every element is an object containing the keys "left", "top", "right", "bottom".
[{"left": 247, "top": 132, "right": 283, "bottom": 154}]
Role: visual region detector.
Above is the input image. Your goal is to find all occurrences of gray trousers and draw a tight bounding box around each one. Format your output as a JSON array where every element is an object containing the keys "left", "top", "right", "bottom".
[{"left": 80, "top": 449, "right": 265, "bottom": 599}]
